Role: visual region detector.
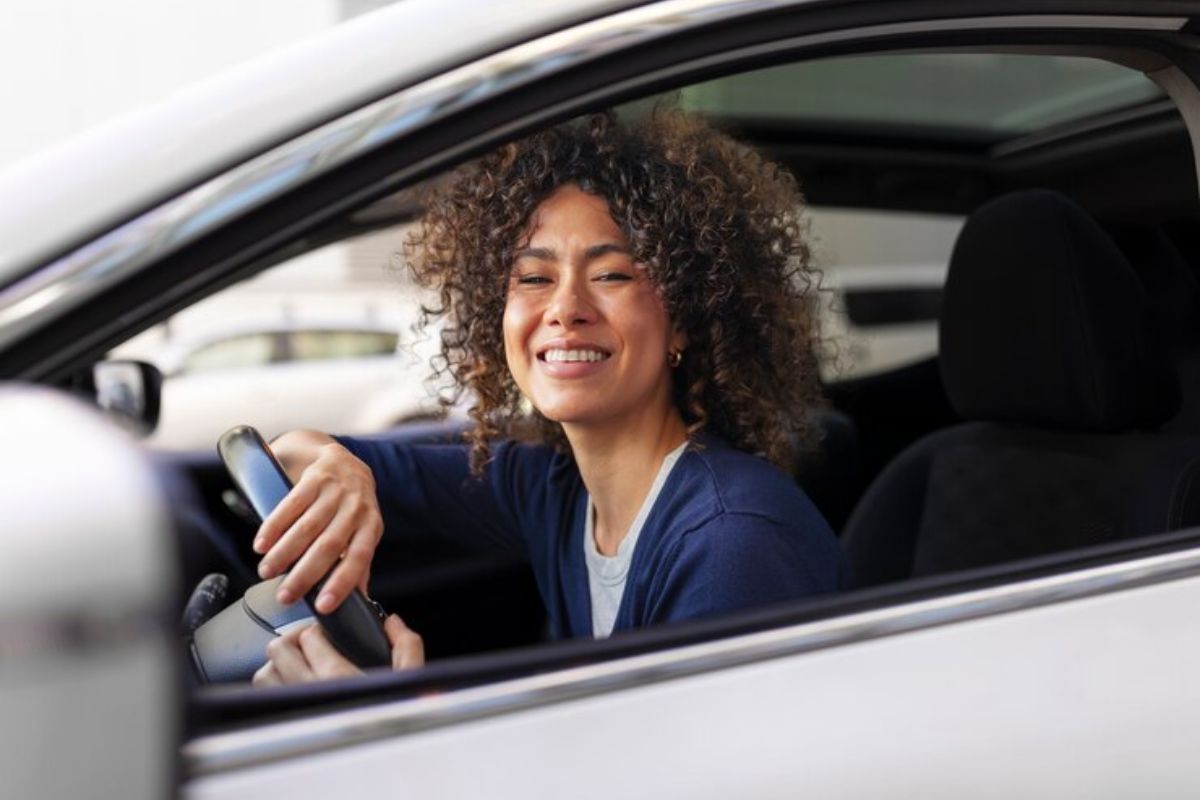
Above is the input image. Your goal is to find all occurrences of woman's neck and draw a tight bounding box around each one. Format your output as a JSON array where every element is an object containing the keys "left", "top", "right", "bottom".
[{"left": 565, "top": 405, "right": 688, "bottom": 557}]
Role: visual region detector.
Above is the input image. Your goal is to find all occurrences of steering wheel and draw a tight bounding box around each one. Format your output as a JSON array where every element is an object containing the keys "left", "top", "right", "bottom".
[
  {"left": 184, "top": 426, "right": 391, "bottom": 683},
  {"left": 186, "top": 575, "right": 391, "bottom": 683}
]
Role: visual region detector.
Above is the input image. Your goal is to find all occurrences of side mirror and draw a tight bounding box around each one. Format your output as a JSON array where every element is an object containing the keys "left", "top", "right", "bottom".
[
  {"left": 88, "top": 360, "right": 163, "bottom": 435},
  {"left": 0, "top": 386, "right": 178, "bottom": 798}
]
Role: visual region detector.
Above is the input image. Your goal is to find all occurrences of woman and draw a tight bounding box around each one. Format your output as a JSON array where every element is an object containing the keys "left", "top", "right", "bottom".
[{"left": 252, "top": 110, "right": 852, "bottom": 685}]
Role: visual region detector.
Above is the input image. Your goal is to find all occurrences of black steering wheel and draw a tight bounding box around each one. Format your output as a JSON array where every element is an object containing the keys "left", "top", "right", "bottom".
[{"left": 184, "top": 426, "right": 391, "bottom": 683}]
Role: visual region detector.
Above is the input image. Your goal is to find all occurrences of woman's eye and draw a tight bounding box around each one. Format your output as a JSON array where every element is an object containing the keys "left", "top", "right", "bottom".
[
  {"left": 515, "top": 274, "right": 551, "bottom": 285},
  {"left": 595, "top": 272, "right": 633, "bottom": 282}
]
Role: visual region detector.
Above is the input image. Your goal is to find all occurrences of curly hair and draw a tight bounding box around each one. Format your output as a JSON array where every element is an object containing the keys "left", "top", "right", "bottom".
[{"left": 405, "top": 108, "right": 824, "bottom": 474}]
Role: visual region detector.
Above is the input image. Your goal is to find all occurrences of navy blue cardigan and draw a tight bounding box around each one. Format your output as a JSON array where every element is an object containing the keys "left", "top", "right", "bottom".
[{"left": 337, "top": 433, "right": 852, "bottom": 639}]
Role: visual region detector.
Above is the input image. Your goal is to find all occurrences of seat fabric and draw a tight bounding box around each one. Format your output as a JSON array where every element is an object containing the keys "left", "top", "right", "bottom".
[{"left": 843, "top": 190, "right": 1200, "bottom": 586}]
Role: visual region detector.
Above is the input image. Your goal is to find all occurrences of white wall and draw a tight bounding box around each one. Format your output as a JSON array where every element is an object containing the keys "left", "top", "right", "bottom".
[{"left": 1, "top": 0, "right": 339, "bottom": 168}]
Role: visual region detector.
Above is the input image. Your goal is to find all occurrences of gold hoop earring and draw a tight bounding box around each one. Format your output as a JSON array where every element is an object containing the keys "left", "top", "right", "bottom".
[{"left": 668, "top": 349, "right": 683, "bottom": 368}]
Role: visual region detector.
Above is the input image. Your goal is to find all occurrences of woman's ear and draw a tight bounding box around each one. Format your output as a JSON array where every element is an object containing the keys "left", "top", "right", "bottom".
[{"left": 670, "top": 326, "right": 688, "bottom": 352}]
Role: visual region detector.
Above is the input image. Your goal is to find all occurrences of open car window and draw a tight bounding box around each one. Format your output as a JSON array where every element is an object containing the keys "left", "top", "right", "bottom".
[
  {"left": 140, "top": 42, "right": 1200, "bottom": 725},
  {"left": 157, "top": 47, "right": 1192, "bottom": 632}
]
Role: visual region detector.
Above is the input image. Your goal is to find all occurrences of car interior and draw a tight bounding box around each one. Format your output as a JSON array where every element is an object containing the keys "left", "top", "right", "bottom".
[{"left": 33, "top": 41, "right": 1200, "bottom": 733}]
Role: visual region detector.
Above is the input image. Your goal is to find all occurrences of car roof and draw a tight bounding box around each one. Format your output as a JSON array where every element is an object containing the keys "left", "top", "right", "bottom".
[{"left": 0, "top": 0, "right": 640, "bottom": 285}]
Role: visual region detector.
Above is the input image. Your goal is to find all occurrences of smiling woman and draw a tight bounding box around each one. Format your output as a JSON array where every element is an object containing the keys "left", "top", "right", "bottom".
[
  {"left": 413, "top": 110, "right": 828, "bottom": 473},
  {"left": 252, "top": 108, "right": 852, "bottom": 684},
  {"left": 502, "top": 186, "right": 686, "bottom": 460}
]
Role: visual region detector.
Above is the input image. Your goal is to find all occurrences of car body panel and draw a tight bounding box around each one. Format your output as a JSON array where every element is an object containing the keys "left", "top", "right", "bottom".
[{"left": 186, "top": 566, "right": 1200, "bottom": 798}]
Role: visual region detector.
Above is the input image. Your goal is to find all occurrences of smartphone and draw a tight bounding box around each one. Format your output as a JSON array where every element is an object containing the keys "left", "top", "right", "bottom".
[{"left": 217, "top": 425, "right": 391, "bottom": 669}]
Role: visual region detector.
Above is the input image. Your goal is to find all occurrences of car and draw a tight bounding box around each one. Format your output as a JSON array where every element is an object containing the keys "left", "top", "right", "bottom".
[
  {"left": 5, "top": 1, "right": 1200, "bottom": 798},
  {"left": 114, "top": 313, "right": 443, "bottom": 450}
]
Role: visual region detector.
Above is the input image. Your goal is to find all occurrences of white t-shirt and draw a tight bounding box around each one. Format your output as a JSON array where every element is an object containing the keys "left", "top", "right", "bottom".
[{"left": 583, "top": 441, "right": 689, "bottom": 638}]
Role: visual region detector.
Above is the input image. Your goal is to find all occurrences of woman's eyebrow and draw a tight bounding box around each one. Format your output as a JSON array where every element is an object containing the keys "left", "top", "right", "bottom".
[
  {"left": 513, "top": 242, "right": 631, "bottom": 262},
  {"left": 513, "top": 246, "right": 555, "bottom": 261},
  {"left": 583, "top": 242, "right": 631, "bottom": 261}
]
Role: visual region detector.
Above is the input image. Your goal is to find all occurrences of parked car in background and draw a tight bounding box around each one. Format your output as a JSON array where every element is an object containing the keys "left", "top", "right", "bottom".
[
  {"left": 6, "top": 1, "right": 1200, "bottom": 798},
  {"left": 115, "top": 312, "right": 444, "bottom": 450}
]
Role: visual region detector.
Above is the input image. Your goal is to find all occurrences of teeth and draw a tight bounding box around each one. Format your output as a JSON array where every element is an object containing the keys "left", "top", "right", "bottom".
[{"left": 544, "top": 349, "right": 609, "bottom": 363}]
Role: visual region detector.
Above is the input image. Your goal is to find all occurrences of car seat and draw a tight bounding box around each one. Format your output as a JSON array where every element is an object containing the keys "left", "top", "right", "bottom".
[
  {"left": 791, "top": 408, "right": 861, "bottom": 531},
  {"left": 1109, "top": 222, "right": 1200, "bottom": 433},
  {"left": 841, "top": 189, "right": 1200, "bottom": 586}
]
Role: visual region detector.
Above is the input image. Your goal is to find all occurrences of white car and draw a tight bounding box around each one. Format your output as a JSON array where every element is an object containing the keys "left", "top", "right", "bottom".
[
  {"left": 116, "top": 315, "right": 444, "bottom": 450},
  {"left": 4, "top": 1, "right": 1200, "bottom": 798}
]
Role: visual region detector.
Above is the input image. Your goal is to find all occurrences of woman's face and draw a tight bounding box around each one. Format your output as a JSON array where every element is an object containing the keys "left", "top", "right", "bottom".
[{"left": 503, "top": 184, "right": 685, "bottom": 432}]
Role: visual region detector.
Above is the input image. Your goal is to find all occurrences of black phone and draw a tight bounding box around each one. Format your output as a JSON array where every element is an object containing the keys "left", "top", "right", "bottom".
[{"left": 217, "top": 425, "right": 391, "bottom": 669}]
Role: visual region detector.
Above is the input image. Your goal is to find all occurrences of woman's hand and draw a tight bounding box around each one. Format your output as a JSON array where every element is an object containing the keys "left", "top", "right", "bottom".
[
  {"left": 253, "top": 431, "right": 383, "bottom": 613},
  {"left": 252, "top": 614, "right": 425, "bottom": 686}
]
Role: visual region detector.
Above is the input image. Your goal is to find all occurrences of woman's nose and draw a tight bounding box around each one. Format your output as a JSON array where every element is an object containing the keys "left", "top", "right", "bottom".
[{"left": 546, "top": 277, "right": 596, "bottom": 327}]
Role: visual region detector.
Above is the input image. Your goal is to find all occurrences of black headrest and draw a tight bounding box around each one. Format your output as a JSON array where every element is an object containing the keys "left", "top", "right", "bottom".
[
  {"left": 940, "top": 190, "right": 1179, "bottom": 431},
  {"left": 1109, "top": 223, "right": 1200, "bottom": 352}
]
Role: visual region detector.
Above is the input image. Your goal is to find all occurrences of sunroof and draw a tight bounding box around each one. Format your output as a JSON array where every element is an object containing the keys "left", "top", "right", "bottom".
[{"left": 678, "top": 53, "right": 1164, "bottom": 136}]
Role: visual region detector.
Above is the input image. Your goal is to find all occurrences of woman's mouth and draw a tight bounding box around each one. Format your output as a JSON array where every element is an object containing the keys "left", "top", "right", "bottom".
[
  {"left": 537, "top": 346, "right": 612, "bottom": 377},
  {"left": 540, "top": 348, "right": 611, "bottom": 363}
]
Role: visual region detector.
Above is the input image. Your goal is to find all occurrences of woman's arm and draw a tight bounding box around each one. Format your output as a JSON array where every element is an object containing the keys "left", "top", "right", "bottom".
[
  {"left": 254, "top": 430, "right": 384, "bottom": 613},
  {"left": 251, "top": 430, "right": 545, "bottom": 615}
]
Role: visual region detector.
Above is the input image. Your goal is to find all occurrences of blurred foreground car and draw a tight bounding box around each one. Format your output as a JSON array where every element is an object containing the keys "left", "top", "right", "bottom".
[{"left": 5, "top": 1, "right": 1200, "bottom": 798}]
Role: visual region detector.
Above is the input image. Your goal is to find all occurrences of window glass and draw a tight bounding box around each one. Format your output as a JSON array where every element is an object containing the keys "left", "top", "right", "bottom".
[{"left": 680, "top": 53, "right": 1162, "bottom": 136}]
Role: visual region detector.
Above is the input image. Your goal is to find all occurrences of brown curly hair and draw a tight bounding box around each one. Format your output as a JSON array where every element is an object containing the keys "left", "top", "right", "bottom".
[{"left": 405, "top": 108, "right": 823, "bottom": 473}]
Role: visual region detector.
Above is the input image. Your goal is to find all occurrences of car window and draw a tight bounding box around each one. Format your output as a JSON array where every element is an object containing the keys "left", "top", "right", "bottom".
[
  {"left": 285, "top": 329, "right": 398, "bottom": 361},
  {"left": 108, "top": 223, "right": 437, "bottom": 450},
  {"left": 100, "top": 42, "right": 1191, "bottom": 682}
]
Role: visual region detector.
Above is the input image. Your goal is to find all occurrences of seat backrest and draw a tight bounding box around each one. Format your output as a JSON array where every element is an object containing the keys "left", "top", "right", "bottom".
[
  {"left": 1109, "top": 223, "right": 1200, "bottom": 433},
  {"left": 842, "top": 190, "right": 1200, "bottom": 586}
]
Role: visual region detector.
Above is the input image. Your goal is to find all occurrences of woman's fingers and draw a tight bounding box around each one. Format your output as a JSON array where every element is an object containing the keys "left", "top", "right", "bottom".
[
  {"left": 252, "top": 661, "right": 281, "bottom": 687},
  {"left": 257, "top": 490, "right": 340, "bottom": 581},
  {"left": 385, "top": 614, "right": 425, "bottom": 670},
  {"left": 310, "top": 517, "right": 382, "bottom": 613},
  {"left": 256, "top": 618, "right": 422, "bottom": 687},
  {"left": 247, "top": 440, "right": 384, "bottom": 611},
  {"left": 256, "top": 624, "right": 361, "bottom": 686},
  {"left": 296, "top": 624, "right": 362, "bottom": 680},
  {"left": 253, "top": 477, "right": 320, "bottom": 555},
  {"left": 275, "top": 503, "right": 356, "bottom": 606},
  {"left": 262, "top": 627, "right": 316, "bottom": 683}
]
